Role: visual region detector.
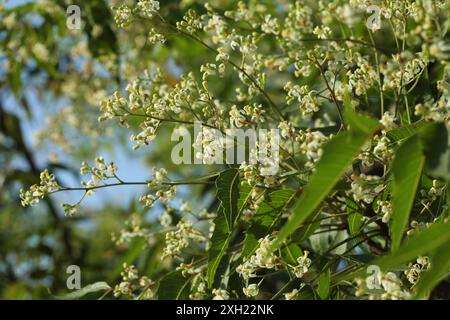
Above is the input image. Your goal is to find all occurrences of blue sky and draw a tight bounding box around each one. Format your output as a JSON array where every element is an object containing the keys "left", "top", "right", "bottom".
[{"left": 4, "top": 0, "right": 154, "bottom": 210}]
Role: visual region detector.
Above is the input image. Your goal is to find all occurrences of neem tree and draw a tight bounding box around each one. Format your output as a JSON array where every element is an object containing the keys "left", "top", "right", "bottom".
[{"left": 6, "top": 0, "right": 450, "bottom": 299}]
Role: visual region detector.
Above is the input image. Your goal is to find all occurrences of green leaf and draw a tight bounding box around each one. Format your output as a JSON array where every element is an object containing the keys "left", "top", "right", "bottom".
[
  {"left": 237, "top": 183, "right": 254, "bottom": 219},
  {"left": 386, "top": 120, "right": 426, "bottom": 142},
  {"left": 207, "top": 170, "right": 252, "bottom": 287},
  {"left": 447, "top": 183, "right": 450, "bottom": 216},
  {"left": 414, "top": 241, "right": 450, "bottom": 299},
  {"left": 391, "top": 134, "right": 425, "bottom": 251},
  {"left": 317, "top": 268, "right": 331, "bottom": 299},
  {"left": 207, "top": 207, "right": 232, "bottom": 288},
  {"left": 241, "top": 189, "right": 296, "bottom": 258},
  {"left": 270, "top": 109, "right": 379, "bottom": 251},
  {"left": 158, "top": 271, "right": 191, "bottom": 300},
  {"left": 54, "top": 282, "right": 111, "bottom": 300},
  {"left": 338, "top": 222, "right": 450, "bottom": 282},
  {"left": 296, "top": 286, "right": 316, "bottom": 300},
  {"left": 281, "top": 242, "right": 303, "bottom": 265},
  {"left": 291, "top": 209, "right": 322, "bottom": 242},
  {"left": 216, "top": 168, "right": 240, "bottom": 230},
  {"left": 347, "top": 198, "right": 363, "bottom": 237},
  {"left": 419, "top": 122, "right": 450, "bottom": 181}
]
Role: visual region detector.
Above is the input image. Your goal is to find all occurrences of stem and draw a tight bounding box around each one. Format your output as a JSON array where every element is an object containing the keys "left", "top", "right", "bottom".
[
  {"left": 315, "top": 60, "right": 346, "bottom": 130},
  {"left": 53, "top": 179, "right": 214, "bottom": 194},
  {"left": 367, "top": 29, "right": 385, "bottom": 116}
]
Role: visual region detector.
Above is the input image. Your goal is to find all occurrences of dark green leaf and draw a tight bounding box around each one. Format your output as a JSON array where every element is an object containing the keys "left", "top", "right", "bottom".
[
  {"left": 216, "top": 168, "right": 240, "bottom": 230},
  {"left": 158, "top": 271, "right": 191, "bottom": 300},
  {"left": 207, "top": 170, "right": 252, "bottom": 287},
  {"left": 338, "top": 222, "right": 450, "bottom": 282},
  {"left": 317, "top": 268, "right": 331, "bottom": 299},
  {"left": 347, "top": 198, "right": 363, "bottom": 237},
  {"left": 206, "top": 208, "right": 232, "bottom": 288},
  {"left": 414, "top": 241, "right": 450, "bottom": 299},
  {"left": 419, "top": 122, "right": 450, "bottom": 180},
  {"left": 281, "top": 242, "right": 303, "bottom": 265},
  {"left": 391, "top": 134, "right": 425, "bottom": 251},
  {"left": 386, "top": 121, "right": 426, "bottom": 142},
  {"left": 241, "top": 189, "right": 296, "bottom": 258}
]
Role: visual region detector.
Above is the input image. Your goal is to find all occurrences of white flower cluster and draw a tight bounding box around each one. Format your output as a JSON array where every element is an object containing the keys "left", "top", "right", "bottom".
[
  {"left": 175, "top": 263, "right": 208, "bottom": 300},
  {"left": 148, "top": 28, "right": 165, "bottom": 44},
  {"left": 112, "top": 5, "right": 133, "bottom": 28},
  {"left": 372, "top": 135, "right": 394, "bottom": 163},
  {"left": 313, "top": 25, "right": 332, "bottom": 39},
  {"left": 300, "top": 130, "right": 328, "bottom": 168},
  {"left": 290, "top": 251, "right": 312, "bottom": 279},
  {"left": 130, "top": 119, "right": 161, "bottom": 150},
  {"left": 356, "top": 271, "right": 411, "bottom": 300},
  {"left": 204, "top": 8, "right": 228, "bottom": 44},
  {"left": 347, "top": 56, "right": 378, "bottom": 96},
  {"left": 162, "top": 219, "right": 206, "bottom": 259},
  {"left": 193, "top": 126, "right": 225, "bottom": 164},
  {"left": 284, "top": 288, "right": 299, "bottom": 300},
  {"left": 359, "top": 133, "right": 394, "bottom": 167},
  {"left": 20, "top": 170, "right": 60, "bottom": 207},
  {"left": 61, "top": 203, "right": 80, "bottom": 217},
  {"left": 212, "top": 288, "right": 229, "bottom": 300},
  {"left": 380, "top": 112, "right": 396, "bottom": 131},
  {"left": 112, "top": 1, "right": 160, "bottom": 28},
  {"left": 382, "top": 53, "right": 427, "bottom": 91},
  {"left": 236, "top": 235, "right": 280, "bottom": 286},
  {"left": 415, "top": 65, "right": 450, "bottom": 122},
  {"left": 278, "top": 121, "right": 296, "bottom": 139},
  {"left": 139, "top": 168, "right": 176, "bottom": 208},
  {"left": 243, "top": 283, "right": 259, "bottom": 298},
  {"left": 282, "top": 1, "right": 314, "bottom": 41},
  {"left": 261, "top": 14, "right": 280, "bottom": 35},
  {"left": 114, "top": 263, "right": 155, "bottom": 299},
  {"left": 98, "top": 91, "right": 127, "bottom": 122},
  {"left": 377, "top": 200, "right": 393, "bottom": 223},
  {"left": 100, "top": 72, "right": 174, "bottom": 150},
  {"left": 136, "top": 0, "right": 160, "bottom": 19},
  {"left": 229, "top": 104, "right": 266, "bottom": 128},
  {"left": 349, "top": 174, "right": 384, "bottom": 204},
  {"left": 404, "top": 256, "right": 430, "bottom": 285},
  {"left": 80, "top": 156, "right": 117, "bottom": 190},
  {"left": 284, "top": 82, "right": 320, "bottom": 115},
  {"left": 229, "top": 105, "right": 246, "bottom": 128},
  {"left": 176, "top": 9, "right": 202, "bottom": 35}
]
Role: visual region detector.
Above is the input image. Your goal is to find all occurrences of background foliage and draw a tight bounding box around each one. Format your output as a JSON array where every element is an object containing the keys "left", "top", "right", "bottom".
[{"left": 1, "top": 0, "right": 449, "bottom": 300}]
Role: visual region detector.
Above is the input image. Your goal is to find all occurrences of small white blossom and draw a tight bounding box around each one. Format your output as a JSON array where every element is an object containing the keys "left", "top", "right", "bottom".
[
  {"left": 284, "top": 289, "right": 299, "bottom": 300},
  {"left": 20, "top": 170, "right": 60, "bottom": 207},
  {"left": 243, "top": 283, "right": 259, "bottom": 297},
  {"left": 212, "top": 288, "right": 229, "bottom": 300},
  {"left": 292, "top": 251, "right": 311, "bottom": 278},
  {"left": 136, "top": 0, "right": 160, "bottom": 19},
  {"left": 112, "top": 5, "right": 132, "bottom": 28}
]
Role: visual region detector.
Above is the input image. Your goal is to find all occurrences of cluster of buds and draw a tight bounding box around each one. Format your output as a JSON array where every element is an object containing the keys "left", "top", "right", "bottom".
[
  {"left": 20, "top": 170, "right": 60, "bottom": 207},
  {"left": 113, "top": 263, "right": 155, "bottom": 299},
  {"left": 161, "top": 219, "right": 206, "bottom": 259}
]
